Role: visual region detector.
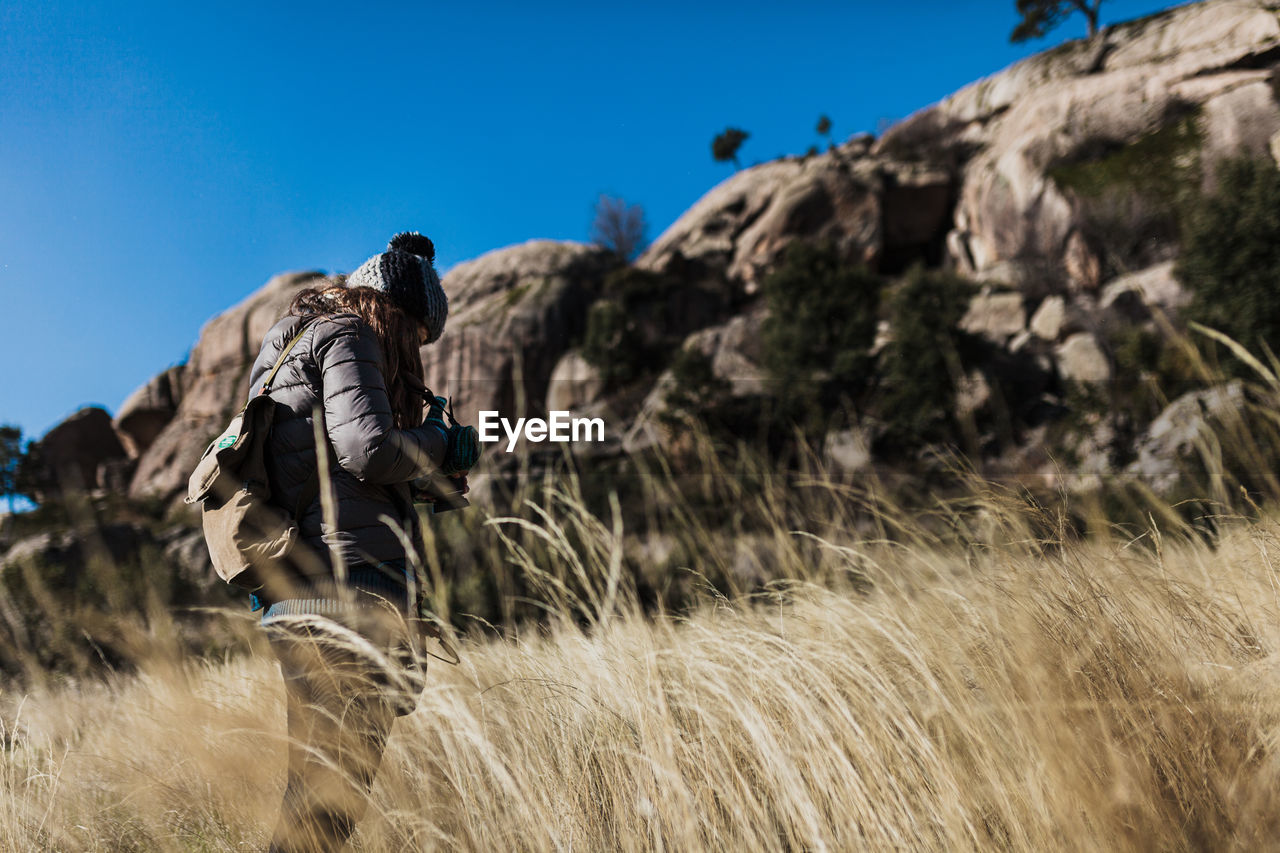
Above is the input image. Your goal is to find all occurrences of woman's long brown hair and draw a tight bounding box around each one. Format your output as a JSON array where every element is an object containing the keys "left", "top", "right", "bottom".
[{"left": 290, "top": 284, "right": 426, "bottom": 428}]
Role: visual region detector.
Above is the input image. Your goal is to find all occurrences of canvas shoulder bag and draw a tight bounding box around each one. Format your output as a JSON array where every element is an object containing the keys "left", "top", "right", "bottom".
[{"left": 185, "top": 319, "right": 319, "bottom": 590}]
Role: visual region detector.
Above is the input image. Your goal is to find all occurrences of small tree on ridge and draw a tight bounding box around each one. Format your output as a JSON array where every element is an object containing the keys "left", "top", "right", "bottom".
[
  {"left": 712, "top": 128, "right": 749, "bottom": 170},
  {"left": 1011, "top": 0, "right": 1105, "bottom": 42},
  {"left": 0, "top": 425, "right": 24, "bottom": 515}
]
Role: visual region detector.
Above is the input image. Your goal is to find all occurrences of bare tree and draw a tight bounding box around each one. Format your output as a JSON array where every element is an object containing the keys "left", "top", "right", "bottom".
[
  {"left": 1011, "top": 0, "right": 1104, "bottom": 42},
  {"left": 590, "top": 195, "right": 648, "bottom": 262}
]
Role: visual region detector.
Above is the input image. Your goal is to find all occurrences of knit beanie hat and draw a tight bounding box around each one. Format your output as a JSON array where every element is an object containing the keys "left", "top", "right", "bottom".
[{"left": 347, "top": 232, "right": 449, "bottom": 344}]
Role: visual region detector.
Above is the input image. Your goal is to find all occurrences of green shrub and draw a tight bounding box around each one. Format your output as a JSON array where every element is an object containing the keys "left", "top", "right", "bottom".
[
  {"left": 1050, "top": 109, "right": 1202, "bottom": 274},
  {"left": 581, "top": 299, "right": 644, "bottom": 386},
  {"left": 1049, "top": 112, "right": 1201, "bottom": 202},
  {"left": 875, "top": 267, "right": 979, "bottom": 452},
  {"left": 580, "top": 268, "right": 692, "bottom": 388},
  {"left": 759, "top": 241, "right": 882, "bottom": 431},
  {"left": 601, "top": 266, "right": 675, "bottom": 304},
  {"left": 1107, "top": 323, "right": 1198, "bottom": 418},
  {"left": 661, "top": 349, "right": 731, "bottom": 426},
  {"left": 1177, "top": 156, "right": 1280, "bottom": 364}
]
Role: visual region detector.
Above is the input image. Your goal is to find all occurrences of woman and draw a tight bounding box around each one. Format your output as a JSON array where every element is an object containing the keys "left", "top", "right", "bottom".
[{"left": 245, "top": 231, "right": 474, "bottom": 852}]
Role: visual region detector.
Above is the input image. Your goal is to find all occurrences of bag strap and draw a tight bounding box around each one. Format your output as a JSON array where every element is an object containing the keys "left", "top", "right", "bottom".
[
  {"left": 258, "top": 318, "right": 317, "bottom": 397},
  {"left": 258, "top": 317, "right": 322, "bottom": 519},
  {"left": 414, "top": 618, "right": 461, "bottom": 665}
]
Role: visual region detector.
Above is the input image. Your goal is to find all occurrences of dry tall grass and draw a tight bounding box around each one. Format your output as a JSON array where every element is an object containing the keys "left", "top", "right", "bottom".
[
  {"left": 6, "top": 468, "right": 1280, "bottom": 851},
  {"left": 12, "top": 326, "right": 1280, "bottom": 850}
]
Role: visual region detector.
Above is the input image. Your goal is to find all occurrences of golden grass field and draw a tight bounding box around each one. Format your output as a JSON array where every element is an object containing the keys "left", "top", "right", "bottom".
[
  {"left": 14, "top": 327, "right": 1280, "bottom": 852},
  {"left": 7, "top": 456, "right": 1280, "bottom": 852}
]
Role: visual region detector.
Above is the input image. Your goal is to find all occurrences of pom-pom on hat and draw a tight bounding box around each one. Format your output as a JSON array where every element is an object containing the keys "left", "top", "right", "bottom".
[{"left": 347, "top": 231, "right": 449, "bottom": 344}]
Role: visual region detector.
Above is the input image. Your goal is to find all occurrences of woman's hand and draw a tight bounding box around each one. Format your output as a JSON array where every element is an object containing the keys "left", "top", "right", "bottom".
[{"left": 441, "top": 424, "right": 480, "bottom": 476}]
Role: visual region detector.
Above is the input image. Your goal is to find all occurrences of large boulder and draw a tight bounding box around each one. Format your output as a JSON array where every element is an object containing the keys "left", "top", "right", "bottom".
[
  {"left": 1030, "top": 295, "right": 1068, "bottom": 341},
  {"left": 129, "top": 271, "right": 328, "bottom": 503},
  {"left": 1098, "top": 261, "right": 1188, "bottom": 312},
  {"left": 681, "top": 307, "right": 770, "bottom": 397},
  {"left": 927, "top": 0, "right": 1280, "bottom": 282},
  {"left": 960, "top": 290, "right": 1026, "bottom": 342},
  {"left": 546, "top": 350, "right": 605, "bottom": 414},
  {"left": 622, "top": 308, "right": 771, "bottom": 454},
  {"left": 637, "top": 150, "right": 954, "bottom": 293},
  {"left": 26, "top": 407, "right": 127, "bottom": 496},
  {"left": 1127, "top": 382, "right": 1247, "bottom": 494},
  {"left": 1056, "top": 332, "right": 1111, "bottom": 384},
  {"left": 114, "top": 365, "right": 185, "bottom": 458},
  {"left": 420, "top": 241, "right": 619, "bottom": 430},
  {"left": 621, "top": 370, "right": 678, "bottom": 455}
]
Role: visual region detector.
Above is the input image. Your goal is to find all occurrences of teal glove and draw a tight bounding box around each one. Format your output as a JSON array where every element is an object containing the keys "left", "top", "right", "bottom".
[
  {"left": 420, "top": 393, "right": 478, "bottom": 476},
  {"left": 442, "top": 424, "right": 480, "bottom": 476}
]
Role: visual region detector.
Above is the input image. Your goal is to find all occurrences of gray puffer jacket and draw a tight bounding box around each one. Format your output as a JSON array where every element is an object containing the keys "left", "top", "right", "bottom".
[{"left": 246, "top": 312, "right": 446, "bottom": 577}]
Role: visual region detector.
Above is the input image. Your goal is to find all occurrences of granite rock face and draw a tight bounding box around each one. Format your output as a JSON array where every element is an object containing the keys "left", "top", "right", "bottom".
[
  {"left": 128, "top": 271, "right": 328, "bottom": 503},
  {"left": 961, "top": 291, "right": 1027, "bottom": 343},
  {"left": 1056, "top": 333, "right": 1111, "bottom": 384},
  {"left": 1127, "top": 382, "right": 1247, "bottom": 494},
  {"left": 681, "top": 306, "right": 770, "bottom": 397},
  {"left": 88, "top": 0, "right": 1280, "bottom": 506},
  {"left": 26, "top": 407, "right": 127, "bottom": 496},
  {"left": 546, "top": 350, "right": 605, "bottom": 414},
  {"left": 636, "top": 152, "right": 954, "bottom": 293},
  {"left": 420, "top": 240, "right": 619, "bottom": 430},
  {"left": 925, "top": 1, "right": 1280, "bottom": 281},
  {"left": 114, "top": 366, "right": 184, "bottom": 459}
]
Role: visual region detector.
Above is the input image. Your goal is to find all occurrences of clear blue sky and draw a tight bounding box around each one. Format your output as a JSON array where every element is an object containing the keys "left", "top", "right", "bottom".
[{"left": 1, "top": 0, "right": 1178, "bottom": 441}]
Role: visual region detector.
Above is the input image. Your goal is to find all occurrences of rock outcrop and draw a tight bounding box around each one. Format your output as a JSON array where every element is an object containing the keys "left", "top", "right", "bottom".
[
  {"left": 420, "top": 241, "right": 619, "bottom": 429},
  {"left": 114, "top": 365, "right": 184, "bottom": 458},
  {"left": 109, "top": 244, "right": 620, "bottom": 502},
  {"left": 637, "top": 151, "right": 954, "bottom": 292},
  {"left": 1056, "top": 333, "right": 1111, "bottom": 384},
  {"left": 681, "top": 307, "right": 769, "bottom": 397},
  {"left": 1127, "top": 382, "right": 1247, "bottom": 494},
  {"left": 26, "top": 407, "right": 127, "bottom": 496},
  {"left": 961, "top": 290, "right": 1027, "bottom": 343},
  {"left": 1099, "top": 262, "right": 1187, "bottom": 312},
  {"left": 60, "top": 0, "right": 1280, "bottom": 507},
  {"left": 906, "top": 1, "right": 1280, "bottom": 282},
  {"left": 128, "top": 271, "right": 328, "bottom": 503},
  {"left": 546, "top": 350, "right": 605, "bottom": 414}
]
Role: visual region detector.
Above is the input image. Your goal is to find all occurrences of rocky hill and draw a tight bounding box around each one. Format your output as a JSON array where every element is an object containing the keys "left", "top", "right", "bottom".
[
  {"left": 24, "top": 0, "right": 1280, "bottom": 509},
  {"left": 11, "top": 0, "right": 1280, "bottom": 679}
]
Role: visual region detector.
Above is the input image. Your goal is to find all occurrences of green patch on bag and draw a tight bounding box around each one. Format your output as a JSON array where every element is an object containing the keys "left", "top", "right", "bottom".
[{"left": 218, "top": 434, "right": 238, "bottom": 449}]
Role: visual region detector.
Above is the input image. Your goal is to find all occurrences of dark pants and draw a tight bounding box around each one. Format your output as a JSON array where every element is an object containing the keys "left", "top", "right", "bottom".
[{"left": 265, "top": 614, "right": 423, "bottom": 852}]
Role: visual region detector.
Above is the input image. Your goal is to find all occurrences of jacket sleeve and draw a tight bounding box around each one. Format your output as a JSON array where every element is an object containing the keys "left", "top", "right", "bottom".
[{"left": 312, "top": 317, "right": 447, "bottom": 484}]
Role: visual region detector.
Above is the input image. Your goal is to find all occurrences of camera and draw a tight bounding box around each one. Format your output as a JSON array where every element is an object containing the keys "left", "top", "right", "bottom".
[{"left": 410, "top": 472, "right": 470, "bottom": 513}]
